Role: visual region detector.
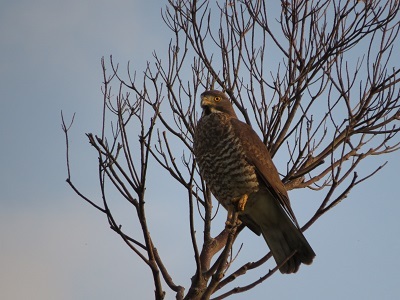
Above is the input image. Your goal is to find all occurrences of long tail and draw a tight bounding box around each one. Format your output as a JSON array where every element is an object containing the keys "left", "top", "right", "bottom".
[
  {"left": 242, "top": 191, "right": 316, "bottom": 274},
  {"left": 259, "top": 216, "right": 315, "bottom": 274}
]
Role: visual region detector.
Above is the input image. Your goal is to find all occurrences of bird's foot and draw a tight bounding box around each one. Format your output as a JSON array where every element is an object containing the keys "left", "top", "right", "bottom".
[
  {"left": 225, "top": 197, "right": 245, "bottom": 228},
  {"left": 225, "top": 205, "right": 240, "bottom": 228},
  {"left": 225, "top": 218, "right": 242, "bottom": 229}
]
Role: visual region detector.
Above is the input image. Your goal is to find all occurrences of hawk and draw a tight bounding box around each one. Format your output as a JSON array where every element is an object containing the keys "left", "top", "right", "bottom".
[{"left": 193, "top": 90, "right": 315, "bottom": 274}]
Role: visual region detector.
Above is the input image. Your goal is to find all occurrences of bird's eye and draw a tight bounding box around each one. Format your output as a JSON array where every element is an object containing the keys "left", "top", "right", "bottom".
[{"left": 214, "top": 96, "right": 221, "bottom": 102}]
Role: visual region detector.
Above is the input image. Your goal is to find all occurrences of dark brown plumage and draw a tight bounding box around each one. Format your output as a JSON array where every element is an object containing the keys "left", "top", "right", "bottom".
[{"left": 193, "top": 90, "right": 315, "bottom": 274}]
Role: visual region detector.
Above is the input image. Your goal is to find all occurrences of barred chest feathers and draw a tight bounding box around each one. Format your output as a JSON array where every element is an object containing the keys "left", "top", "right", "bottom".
[{"left": 194, "top": 112, "right": 260, "bottom": 207}]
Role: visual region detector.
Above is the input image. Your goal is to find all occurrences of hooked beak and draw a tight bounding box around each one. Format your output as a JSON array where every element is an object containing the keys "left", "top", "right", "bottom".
[
  {"left": 200, "top": 96, "right": 214, "bottom": 115},
  {"left": 200, "top": 96, "right": 213, "bottom": 108}
]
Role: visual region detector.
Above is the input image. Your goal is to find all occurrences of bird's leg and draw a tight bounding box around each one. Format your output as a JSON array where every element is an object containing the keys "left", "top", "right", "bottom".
[
  {"left": 226, "top": 194, "right": 248, "bottom": 227},
  {"left": 225, "top": 205, "right": 235, "bottom": 227},
  {"left": 234, "top": 194, "right": 248, "bottom": 212}
]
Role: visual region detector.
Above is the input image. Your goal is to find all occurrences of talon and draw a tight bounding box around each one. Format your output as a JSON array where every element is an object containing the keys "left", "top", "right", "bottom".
[{"left": 225, "top": 220, "right": 234, "bottom": 228}]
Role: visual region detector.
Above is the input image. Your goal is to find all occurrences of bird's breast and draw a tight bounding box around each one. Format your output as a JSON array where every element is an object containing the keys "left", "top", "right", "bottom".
[{"left": 194, "top": 114, "right": 259, "bottom": 205}]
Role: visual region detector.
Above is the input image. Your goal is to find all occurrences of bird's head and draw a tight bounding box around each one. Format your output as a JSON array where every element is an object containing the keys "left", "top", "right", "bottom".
[{"left": 200, "top": 90, "right": 237, "bottom": 118}]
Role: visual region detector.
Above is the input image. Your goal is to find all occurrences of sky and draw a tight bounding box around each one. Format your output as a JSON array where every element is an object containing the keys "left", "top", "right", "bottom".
[{"left": 0, "top": 1, "right": 399, "bottom": 299}]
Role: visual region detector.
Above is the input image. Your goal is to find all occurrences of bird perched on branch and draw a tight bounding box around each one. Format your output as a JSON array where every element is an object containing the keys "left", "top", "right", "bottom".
[{"left": 193, "top": 90, "right": 315, "bottom": 274}]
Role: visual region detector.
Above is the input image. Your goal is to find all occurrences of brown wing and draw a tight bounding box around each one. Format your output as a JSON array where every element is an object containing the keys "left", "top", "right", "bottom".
[{"left": 230, "top": 118, "right": 300, "bottom": 227}]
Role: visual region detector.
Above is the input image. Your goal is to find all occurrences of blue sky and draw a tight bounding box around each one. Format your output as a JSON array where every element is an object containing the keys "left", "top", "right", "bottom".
[{"left": 1, "top": 1, "right": 399, "bottom": 299}]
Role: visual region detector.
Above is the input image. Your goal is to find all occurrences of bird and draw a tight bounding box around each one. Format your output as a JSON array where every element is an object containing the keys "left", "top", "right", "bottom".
[{"left": 193, "top": 90, "right": 315, "bottom": 274}]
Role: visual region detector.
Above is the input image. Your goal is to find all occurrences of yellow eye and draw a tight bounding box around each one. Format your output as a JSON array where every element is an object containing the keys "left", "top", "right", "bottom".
[{"left": 214, "top": 96, "right": 221, "bottom": 102}]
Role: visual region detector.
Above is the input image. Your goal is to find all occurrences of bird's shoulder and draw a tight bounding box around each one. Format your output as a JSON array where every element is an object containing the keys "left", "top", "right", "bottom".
[{"left": 229, "top": 118, "right": 271, "bottom": 161}]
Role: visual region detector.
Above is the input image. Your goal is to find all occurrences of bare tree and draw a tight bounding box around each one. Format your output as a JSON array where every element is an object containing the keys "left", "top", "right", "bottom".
[{"left": 62, "top": 1, "right": 400, "bottom": 299}]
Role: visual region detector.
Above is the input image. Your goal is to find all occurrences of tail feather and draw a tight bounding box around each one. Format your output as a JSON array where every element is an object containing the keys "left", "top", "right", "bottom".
[
  {"left": 260, "top": 219, "right": 314, "bottom": 274},
  {"left": 242, "top": 190, "right": 316, "bottom": 274}
]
